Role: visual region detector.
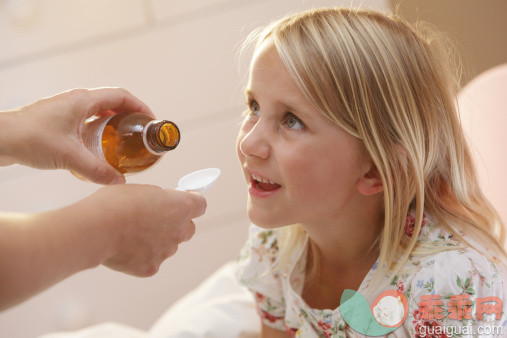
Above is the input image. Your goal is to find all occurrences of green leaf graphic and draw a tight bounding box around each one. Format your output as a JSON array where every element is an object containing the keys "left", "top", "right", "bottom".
[{"left": 340, "top": 289, "right": 399, "bottom": 336}]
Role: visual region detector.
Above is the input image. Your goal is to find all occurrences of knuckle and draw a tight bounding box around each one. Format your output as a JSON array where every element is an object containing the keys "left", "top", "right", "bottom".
[
  {"left": 193, "top": 194, "right": 207, "bottom": 214},
  {"left": 68, "top": 88, "right": 87, "bottom": 97},
  {"left": 150, "top": 184, "right": 164, "bottom": 193},
  {"left": 171, "top": 244, "right": 179, "bottom": 257},
  {"left": 196, "top": 194, "right": 207, "bottom": 213},
  {"left": 166, "top": 244, "right": 178, "bottom": 258},
  {"left": 173, "top": 222, "right": 195, "bottom": 244},
  {"left": 70, "top": 88, "right": 100, "bottom": 113},
  {"left": 182, "top": 194, "right": 206, "bottom": 217},
  {"left": 142, "top": 263, "right": 160, "bottom": 277},
  {"left": 184, "top": 222, "right": 196, "bottom": 242},
  {"left": 174, "top": 229, "right": 186, "bottom": 243},
  {"left": 68, "top": 88, "right": 90, "bottom": 104},
  {"left": 119, "top": 87, "right": 131, "bottom": 96},
  {"left": 180, "top": 197, "right": 195, "bottom": 217}
]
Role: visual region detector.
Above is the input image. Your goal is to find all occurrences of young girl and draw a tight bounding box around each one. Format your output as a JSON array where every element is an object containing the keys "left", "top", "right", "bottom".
[{"left": 235, "top": 7, "right": 506, "bottom": 337}]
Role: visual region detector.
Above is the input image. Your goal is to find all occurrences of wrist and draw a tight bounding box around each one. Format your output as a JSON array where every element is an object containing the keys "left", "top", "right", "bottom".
[
  {"left": 0, "top": 109, "right": 23, "bottom": 165},
  {"left": 42, "top": 200, "right": 116, "bottom": 271},
  {"left": 65, "top": 194, "right": 119, "bottom": 269}
]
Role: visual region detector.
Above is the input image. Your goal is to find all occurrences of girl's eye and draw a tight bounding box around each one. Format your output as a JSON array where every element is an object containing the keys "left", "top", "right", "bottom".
[
  {"left": 248, "top": 100, "right": 260, "bottom": 117},
  {"left": 286, "top": 113, "right": 305, "bottom": 130}
]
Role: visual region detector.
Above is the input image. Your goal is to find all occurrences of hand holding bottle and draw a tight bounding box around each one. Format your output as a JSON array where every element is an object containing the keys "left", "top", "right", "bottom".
[
  {"left": 0, "top": 87, "right": 154, "bottom": 184},
  {"left": 82, "top": 111, "right": 180, "bottom": 175},
  {"left": 0, "top": 87, "right": 209, "bottom": 311}
]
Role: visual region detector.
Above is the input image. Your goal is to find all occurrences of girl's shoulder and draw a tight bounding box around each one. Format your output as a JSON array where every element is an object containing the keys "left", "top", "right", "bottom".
[
  {"left": 393, "top": 218, "right": 506, "bottom": 333},
  {"left": 407, "top": 211, "right": 504, "bottom": 268},
  {"left": 406, "top": 214, "right": 505, "bottom": 290},
  {"left": 405, "top": 246, "right": 505, "bottom": 295},
  {"left": 398, "top": 248, "right": 506, "bottom": 334}
]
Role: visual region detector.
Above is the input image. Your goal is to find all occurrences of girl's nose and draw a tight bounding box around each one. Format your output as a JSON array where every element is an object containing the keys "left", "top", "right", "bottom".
[{"left": 239, "top": 123, "right": 270, "bottom": 160}]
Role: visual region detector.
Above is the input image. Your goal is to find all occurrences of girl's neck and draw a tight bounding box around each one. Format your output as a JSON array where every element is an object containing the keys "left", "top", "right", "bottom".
[
  {"left": 299, "top": 191, "right": 383, "bottom": 309},
  {"left": 302, "top": 240, "right": 378, "bottom": 310},
  {"left": 301, "top": 203, "right": 382, "bottom": 271}
]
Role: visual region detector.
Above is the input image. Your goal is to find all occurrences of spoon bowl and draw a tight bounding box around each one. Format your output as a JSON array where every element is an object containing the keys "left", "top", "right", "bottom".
[{"left": 176, "top": 168, "right": 221, "bottom": 193}]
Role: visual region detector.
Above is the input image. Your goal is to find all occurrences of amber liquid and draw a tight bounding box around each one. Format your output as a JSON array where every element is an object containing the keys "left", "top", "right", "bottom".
[{"left": 101, "top": 113, "right": 162, "bottom": 174}]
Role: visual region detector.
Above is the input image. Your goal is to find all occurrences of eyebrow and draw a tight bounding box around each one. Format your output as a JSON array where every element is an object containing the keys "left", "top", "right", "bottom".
[
  {"left": 244, "top": 88, "right": 310, "bottom": 120},
  {"left": 244, "top": 88, "right": 255, "bottom": 100}
]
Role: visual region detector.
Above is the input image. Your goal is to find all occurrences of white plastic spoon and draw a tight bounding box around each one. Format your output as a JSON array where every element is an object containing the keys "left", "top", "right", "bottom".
[{"left": 175, "top": 168, "right": 221, "bottom": 193}]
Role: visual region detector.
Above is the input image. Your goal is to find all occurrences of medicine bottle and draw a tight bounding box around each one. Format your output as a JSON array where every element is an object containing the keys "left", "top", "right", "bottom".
[{"left": 81, "top": 112, "right": 180, "bottom": 174}]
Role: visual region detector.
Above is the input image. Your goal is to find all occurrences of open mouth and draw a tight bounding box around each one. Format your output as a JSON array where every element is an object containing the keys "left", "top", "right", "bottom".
[{"left": 250, "top": 174, "right": 281, "bottom": 192}]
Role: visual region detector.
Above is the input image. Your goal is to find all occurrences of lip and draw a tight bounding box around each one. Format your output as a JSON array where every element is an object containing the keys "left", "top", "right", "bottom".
[
  {"left": 244, "top": 168, "right": 279, "bottom": 183},
  {"left": 244, "top": 167, "right": 282, "bottom": 198}
]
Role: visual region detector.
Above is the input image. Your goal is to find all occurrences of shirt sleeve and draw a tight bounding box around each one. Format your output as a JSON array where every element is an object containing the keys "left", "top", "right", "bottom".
[
  {"left": 404, "top": 248, "right": 506, "bottom": 336},
  {"left": 235, "top": 224, "right": 287, "bottom": 331}
]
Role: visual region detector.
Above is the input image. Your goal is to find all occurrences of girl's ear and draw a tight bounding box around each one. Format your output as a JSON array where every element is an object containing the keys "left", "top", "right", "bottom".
[{"left": 357, "top": 162, "right": 383, "bottom": 196}]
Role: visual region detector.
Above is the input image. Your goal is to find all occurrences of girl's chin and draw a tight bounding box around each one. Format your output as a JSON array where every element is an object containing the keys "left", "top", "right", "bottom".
[{"left": 247, "top": 209, "right": 291, "bottom": 229}]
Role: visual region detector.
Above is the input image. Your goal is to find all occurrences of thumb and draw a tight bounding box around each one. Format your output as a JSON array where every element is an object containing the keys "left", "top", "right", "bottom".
[
  {"left": 68, "top": 149, "right": 125, "bottom": 185},
  {"left": 183, "top": 191, "right": 207, "bottom": 219}
]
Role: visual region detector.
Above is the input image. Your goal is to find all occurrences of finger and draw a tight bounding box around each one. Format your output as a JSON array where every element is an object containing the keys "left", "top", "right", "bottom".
[
  {"left": 94, "top": 109, "right": 117, "bottom": 119},
  {"left": 68, "top": 148, "right": 126, "bottom": 185},
  {"left": 86, "top": 87, "right": 155, "bottom": 118},
  {"left": 185, "top": 192, "right": 207, "bottom": 219},
  {"left": 180, "top": 220, "right": 196, "bottom": 242}
]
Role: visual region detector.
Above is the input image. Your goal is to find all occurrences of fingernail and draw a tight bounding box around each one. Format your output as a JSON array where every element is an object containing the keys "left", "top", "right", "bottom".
[{"left": 111, "top": 176, "right": 126, "bottom": 184}]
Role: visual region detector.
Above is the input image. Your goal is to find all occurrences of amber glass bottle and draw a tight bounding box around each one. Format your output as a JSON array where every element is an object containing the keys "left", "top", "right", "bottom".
[{"left": 81, "top": 112, "right": 180, "bottom": 174}]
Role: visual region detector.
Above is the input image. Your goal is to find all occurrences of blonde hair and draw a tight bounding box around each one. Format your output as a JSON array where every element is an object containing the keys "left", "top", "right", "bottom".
[{"left": 242, "top": 7, "right": 506, "bottom": 283}]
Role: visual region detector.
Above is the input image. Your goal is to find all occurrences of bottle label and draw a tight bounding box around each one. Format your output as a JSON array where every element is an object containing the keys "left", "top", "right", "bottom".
[{"left": 82, "top": 115, "right": 113, "bottom": 161}]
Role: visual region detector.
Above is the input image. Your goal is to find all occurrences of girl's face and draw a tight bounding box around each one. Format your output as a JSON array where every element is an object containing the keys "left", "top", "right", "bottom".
[{"left": 236, "top": 43, "right": 371, "bottom": 229}]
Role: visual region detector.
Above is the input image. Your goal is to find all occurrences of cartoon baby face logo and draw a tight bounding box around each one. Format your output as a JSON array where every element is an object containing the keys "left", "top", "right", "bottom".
[
  {"left": 342, "top": 288, "right": 503, "bottom": 336},
  {"left": 371, "top": 290, "right": 409, "bottom": 328},
  {"left": 340, "top": 289, "right": 408, "bottom": 336}
]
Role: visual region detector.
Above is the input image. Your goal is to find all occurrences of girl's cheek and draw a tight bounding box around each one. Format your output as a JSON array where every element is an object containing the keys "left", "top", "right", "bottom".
[{"left": 281, "top": 156, "right": 315, "bottom": 191}]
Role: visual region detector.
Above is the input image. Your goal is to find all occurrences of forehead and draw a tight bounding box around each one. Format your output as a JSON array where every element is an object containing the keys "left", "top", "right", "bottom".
[
  {"left": 247, "top": 42, "right": 303, "bottom": 101},
  {"left": 247, "top": 42, "right": 332, "bottom": 126},
  {"left": 251, "top": 41, "right": 277, "bottom": 66},
  {"left": 249, "top": 42, "right": 289, "bottom": 80}
]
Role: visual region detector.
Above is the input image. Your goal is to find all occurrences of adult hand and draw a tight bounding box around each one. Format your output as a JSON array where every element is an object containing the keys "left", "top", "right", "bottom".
[
  {"left": 0, "top": 184, "right": 207, "bottom": 310},
  {"left": 81, "top": 184, "right": 207, "bottom": 276},
  {"left": 0, "top": 87, "right": 154, "bottom": 184}
]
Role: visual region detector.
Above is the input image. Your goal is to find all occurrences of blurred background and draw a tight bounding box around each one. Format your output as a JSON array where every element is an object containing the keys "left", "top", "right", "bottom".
[{"left": 0, "top": 0, "right": 505, "bottom": 337}]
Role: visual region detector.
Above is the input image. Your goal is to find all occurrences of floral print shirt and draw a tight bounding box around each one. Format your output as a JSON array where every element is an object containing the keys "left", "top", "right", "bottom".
[{"left": 236, "top": 214, "right": 506, "bottom": 337}]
